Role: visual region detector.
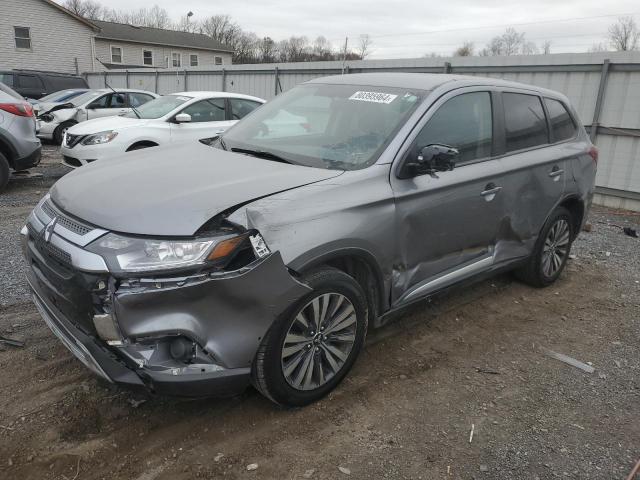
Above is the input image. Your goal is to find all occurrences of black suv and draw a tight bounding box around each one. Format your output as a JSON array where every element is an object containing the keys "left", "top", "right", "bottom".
[{"left": 0, "top": 70, "right": 89, "bottom": 100}]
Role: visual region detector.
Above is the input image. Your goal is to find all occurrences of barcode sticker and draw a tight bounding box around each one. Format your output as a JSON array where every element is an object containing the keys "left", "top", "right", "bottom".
[{"left": 349, "top": 91, "right": 398, "bottom": 104}]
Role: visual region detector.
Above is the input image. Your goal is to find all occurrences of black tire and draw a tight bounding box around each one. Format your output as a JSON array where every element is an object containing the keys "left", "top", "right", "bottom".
[
  {"left": 251, "top": 267, "right": 368, "bottom": 407},
  {"left": 515, "top": 206, "right": 574, "bottom": 288},
  {"left": 53, "top": 121, "right": 76, "bottom": 145},
  {"left": 0, "top": 152, "right": 9, "bottom": 193}
]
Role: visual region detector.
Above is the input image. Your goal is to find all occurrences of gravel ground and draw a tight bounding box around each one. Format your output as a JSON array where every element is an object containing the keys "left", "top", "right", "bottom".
[{"left": 0, "top": 147, "right": 638, "bottom": 480}]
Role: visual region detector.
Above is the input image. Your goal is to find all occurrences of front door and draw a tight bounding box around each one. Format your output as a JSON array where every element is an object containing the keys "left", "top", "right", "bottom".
[
  {"left": 86, "top": 93, "right": 129, "bottom": 120},
  {"left": 390, "top": 89, "right": 506, "bottom": 305},
  {"left": 170, "top": 98, "right": 235, "bottom": 143}
]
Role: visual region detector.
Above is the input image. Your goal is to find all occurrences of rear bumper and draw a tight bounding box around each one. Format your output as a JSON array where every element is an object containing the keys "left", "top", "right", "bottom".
[{"left": 13, "top": 145, "right": 42, "bottom": 170}]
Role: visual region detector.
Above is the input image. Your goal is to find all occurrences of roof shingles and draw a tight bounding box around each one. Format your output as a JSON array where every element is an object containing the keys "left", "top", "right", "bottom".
[{"left": 92, "top": 20, "right": 233, "bottom": 53}]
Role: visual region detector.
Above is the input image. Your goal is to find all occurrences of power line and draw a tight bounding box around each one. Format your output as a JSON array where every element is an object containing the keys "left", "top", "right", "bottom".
[{"left": 364, "top": 12, "right": 640, "bottom": 40}]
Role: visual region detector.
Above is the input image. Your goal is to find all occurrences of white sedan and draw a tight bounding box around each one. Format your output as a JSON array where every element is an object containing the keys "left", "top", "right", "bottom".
[{"left": 60, "top": 91, "right": 265, "bottom": 168}]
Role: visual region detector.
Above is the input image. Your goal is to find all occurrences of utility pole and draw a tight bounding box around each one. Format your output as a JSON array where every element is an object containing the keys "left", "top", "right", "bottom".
[{"left": 341, "top": 37, "right": 348, "bottom": 74}]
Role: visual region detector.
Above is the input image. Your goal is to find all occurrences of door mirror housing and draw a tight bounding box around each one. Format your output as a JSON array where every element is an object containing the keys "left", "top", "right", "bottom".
[
  {"left": 174, "top": 113, "right": 192, "bottom": 123},
  {"left": 402, "top": 144, "right": 458, "bottom": 178}
]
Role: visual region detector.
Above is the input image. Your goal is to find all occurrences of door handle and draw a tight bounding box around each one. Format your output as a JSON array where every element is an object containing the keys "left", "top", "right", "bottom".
[
  {"left": 548, "top": 166, "right": 564, "bottom": 178},
  {"left": 480, "top": 184, "right": 502, "bottom": 197}
]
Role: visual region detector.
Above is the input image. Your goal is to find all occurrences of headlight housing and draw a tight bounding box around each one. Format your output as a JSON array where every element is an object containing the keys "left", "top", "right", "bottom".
[
  {"left": 87, "top": 232, "right": 251, "bottom": 273},
  {"left": 81, "top": 130, "right": 118, "bottom": 145}
]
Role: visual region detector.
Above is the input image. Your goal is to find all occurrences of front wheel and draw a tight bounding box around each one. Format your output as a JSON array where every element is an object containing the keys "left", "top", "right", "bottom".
[
  {"left": 515, "top": 206, "right": 574, "bottom": 287},
  {"left": 53, "top": 121, "right": 76, "bottom": 145},
  {"left": 251, "top": 267, "right": 368, "bottom": 406}
]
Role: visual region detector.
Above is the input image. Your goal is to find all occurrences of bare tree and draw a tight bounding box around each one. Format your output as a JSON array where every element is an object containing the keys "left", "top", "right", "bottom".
[
  {"left": 454, "top": 41, "right": 474, "bottom": 56},
  {"left": 357, "top": 34, "right": 373, "bottom": 59},
  {"left": 589, "top": 42, "right": 610, "bottom": 53},
  {"left": 200, "top": 15, "right": 241, "bottom": 46},
  {"left": 312, "top": 36, "right": 333, "bottom": 60},
  {"left": 258, "top": 37, "right": 277, "bottom": 63},
  {"left": 483, "top": 28, "right": 540, "bottom": 56},
  {"left": 64, "top": 0, "right": 102, "bottom": 19},
  {"left": 608, "top": 16, "right": 640, "bottom": 51},
  {"left": 541, "top": 40, "right": 552, "bottom": 55}
]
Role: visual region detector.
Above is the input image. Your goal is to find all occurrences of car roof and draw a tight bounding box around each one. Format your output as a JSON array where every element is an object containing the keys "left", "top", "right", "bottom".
[
  {"left": 170, "top": 91, "right": 265, "bottom": 102},
  {"left": 92, "top": 88, "right": 157, "bottom": 94},
  {"left": 306, "top": 72, "right": 566, "bottom": 98}
]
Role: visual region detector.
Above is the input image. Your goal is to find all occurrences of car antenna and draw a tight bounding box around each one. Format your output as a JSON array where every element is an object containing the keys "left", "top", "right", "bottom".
[{"left": 94, "top": 57, "right": 141, "bottom": 119}]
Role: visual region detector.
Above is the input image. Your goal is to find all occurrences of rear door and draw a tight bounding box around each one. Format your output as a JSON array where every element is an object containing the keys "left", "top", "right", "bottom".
[
  {"left": 390, "top": 88, "right": 507, "bottom": 304},
  {"left": 492, "top": 91, "right": 568, "bottom": 263},
  {"left": 170, "top": 98, "right": 233, "bottom": 143},
  {"left": 86, "top": 93, "right": 128, "bottom": 119}
]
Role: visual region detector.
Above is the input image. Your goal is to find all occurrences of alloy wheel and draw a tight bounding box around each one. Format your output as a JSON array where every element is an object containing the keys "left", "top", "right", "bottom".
[
  {"left": 542, "top": 218, "right": 570, "bottom": 277},
  {"left": 281, "top": 293, "right": 357, "bottom": 391}
]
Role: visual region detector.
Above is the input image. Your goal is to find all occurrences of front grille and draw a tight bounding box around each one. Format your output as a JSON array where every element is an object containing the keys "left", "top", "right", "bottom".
[
  {"left": 36, "top": 238, "right": 73, "bottom": 266},
  {"left": 63, "top": 156, "right": 82, "bottom": 167},
  {"left": 65, "top": 133, "right": 85, "bottom": 148},
  {"left": 41, "top": 199, "right": 92, "bottom": 236}
]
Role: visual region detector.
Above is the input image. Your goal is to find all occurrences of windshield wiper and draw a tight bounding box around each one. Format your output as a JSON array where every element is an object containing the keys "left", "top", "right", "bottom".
[{"left": 231, "top": 147, "right": 295, "bottom": 165}]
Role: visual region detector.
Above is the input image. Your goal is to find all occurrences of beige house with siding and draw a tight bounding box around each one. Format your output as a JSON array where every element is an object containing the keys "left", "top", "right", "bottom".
[
  {"left": 92, "top": 20, "right": 234, "bottom": 70},
  {"left": 0, "top": 0, "right": 233, "bottom": 75}
]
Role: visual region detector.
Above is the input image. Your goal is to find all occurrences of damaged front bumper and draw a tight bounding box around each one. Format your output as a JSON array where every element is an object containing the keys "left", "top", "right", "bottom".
[{"left": 22, "top": 204, "right": 311, "bottom": 397}]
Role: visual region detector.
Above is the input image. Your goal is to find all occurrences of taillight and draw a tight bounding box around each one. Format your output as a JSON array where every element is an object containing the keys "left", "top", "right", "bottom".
[
  {"left": 588, "top": 145, "right": 599, "bottom": 166},
  {"left": 0, "top": 102, "right": 34, "bottom": 117}
]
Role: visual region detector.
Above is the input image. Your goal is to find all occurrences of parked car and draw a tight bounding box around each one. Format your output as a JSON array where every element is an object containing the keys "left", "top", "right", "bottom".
[
  {"left": 60, "top": 91, "right": 265, "bottom": 168},
  {"left": 0, "top": 70, "right": 88, "bottom": 100},
  {"left": 37, "top": 88, "right": 158, "bottom": 144},
  {"left": 0, "top": 82, "right": 41, "bottom": 192},
  {"left": 22, "top": 73, "right": 596, "bottom": 406}
]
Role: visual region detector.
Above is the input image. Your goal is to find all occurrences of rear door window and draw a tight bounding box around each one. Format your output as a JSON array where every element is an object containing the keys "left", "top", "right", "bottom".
[
  {"left": 414, "top": 91, "right": 493, "bottom": 163},
  {"left": 17, "top": 74, "right": 44, "bottom": 90},
  {"left": 503, "top": 93, "right": 548, "bottom": 152},
  {"left": 544, "top": 98, "right": 577, "bottom": 142},
  {"left": 229, "top": 98, "right": 262, "bottom": 120}
]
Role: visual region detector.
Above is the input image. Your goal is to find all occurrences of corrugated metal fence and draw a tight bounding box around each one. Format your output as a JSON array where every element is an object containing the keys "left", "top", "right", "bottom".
[{"left": 85, "top": 52, "right": 640, "bottom": 211}]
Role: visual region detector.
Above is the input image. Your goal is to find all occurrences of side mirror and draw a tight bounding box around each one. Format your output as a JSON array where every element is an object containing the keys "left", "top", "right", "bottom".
[
  {"left": 174, "top": 113, "right": 192, "bottom": 123},
  {"left": 404, "top": 144, "right": 458, "bottom": 178}
]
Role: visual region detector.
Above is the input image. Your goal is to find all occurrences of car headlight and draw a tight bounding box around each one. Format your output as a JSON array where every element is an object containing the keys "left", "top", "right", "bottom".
[
  {"left": 81, "top": 130, "right": 118, "bottom": 145},
  {"left": 86, "top": 232, "right": 250, "bottom": 273}
]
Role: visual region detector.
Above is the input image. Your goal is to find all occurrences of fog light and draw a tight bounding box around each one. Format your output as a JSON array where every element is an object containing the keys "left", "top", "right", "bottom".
[
  {"left": 169, "top": 337, "right": 194, "bottom": 362},
  {"left": 93, "top": 313, "right": 122, "bottom": 345}
]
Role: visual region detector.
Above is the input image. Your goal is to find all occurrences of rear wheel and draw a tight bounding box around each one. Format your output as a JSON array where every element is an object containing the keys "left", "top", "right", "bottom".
[
  {"left": 515, "top": 206, "right": 573, "bottom": 287},
  {"left": 251, "top": 267, "right": 368, "bottom": 406},
  {"left": 0, "top": 152, "right": 9, "bottom": 192},
  {"left": 53, "top": 121, "right": 76, "bottom": 145}
]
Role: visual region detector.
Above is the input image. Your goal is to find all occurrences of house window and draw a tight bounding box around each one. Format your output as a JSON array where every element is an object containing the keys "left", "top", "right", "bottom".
[
  {"left": 143, "top": 49, "right": 153, "bottom": 66},
  {"left": 111, "top": 45, "right": 123, "bottom": 64},
  {"left": 189, "top": 54, "right": 199, "bottom": 67},
  {"left": 171, "top": 52, "right": 181, "bottom": 67},
  {"left": 14, "top": 26, "right": 31, "bottom": 49},
  {"left": 214, "top": 56, "right": 223, "bottom": 66}
]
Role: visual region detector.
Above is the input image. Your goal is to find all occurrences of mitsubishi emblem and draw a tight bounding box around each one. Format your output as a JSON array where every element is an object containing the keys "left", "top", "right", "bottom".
[{"left": 43, "top": 217, "right": 57, "bottom": 243}]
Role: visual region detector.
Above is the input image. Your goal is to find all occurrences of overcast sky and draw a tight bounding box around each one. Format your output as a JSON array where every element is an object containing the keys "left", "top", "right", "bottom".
[{"left": 95, "top": 0, "right": 640, "bottom": 58}]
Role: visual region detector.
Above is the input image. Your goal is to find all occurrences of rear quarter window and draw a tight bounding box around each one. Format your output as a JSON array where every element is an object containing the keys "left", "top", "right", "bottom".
[
  {"left": 545, "top": 98, "right": 577, "bottom": 142},
  {"left": 503, "top": 93, "right": 549, "bottom": 152}
]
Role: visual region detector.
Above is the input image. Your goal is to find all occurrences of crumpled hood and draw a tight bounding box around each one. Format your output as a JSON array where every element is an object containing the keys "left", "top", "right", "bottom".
[
  {"left": 68, "top": 116, "right": 150, "bottom": 135},
  {"left": 50, "top": 142, "right": 343, "bottom": 236}
]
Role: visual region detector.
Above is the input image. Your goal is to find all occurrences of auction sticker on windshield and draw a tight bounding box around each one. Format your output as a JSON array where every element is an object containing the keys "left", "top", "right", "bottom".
[{"left": 349, "top": 91, "right": 398, "bottom": 104}]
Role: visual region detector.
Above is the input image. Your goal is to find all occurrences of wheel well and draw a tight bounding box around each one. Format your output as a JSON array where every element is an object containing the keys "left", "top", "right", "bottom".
[
  {"left": 0, "top": 139, "right": 14, "bottom": 169},
  {"left": 126, "top": 141, "right": 158, "bottom": 152},
  {"left": 307, "top": 254, "right": 383, "bottom": 325},
  {"left": 559, "top": 197, "right": 585, "bottom": 239}
]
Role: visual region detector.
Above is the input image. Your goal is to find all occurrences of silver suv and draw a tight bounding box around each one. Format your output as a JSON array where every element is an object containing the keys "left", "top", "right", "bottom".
[
  {"left": 0, "top": 82, "right": 41, "bottom": 192},
  {"left": 23, "top": 73, "right": 596, "bottom": 406}
]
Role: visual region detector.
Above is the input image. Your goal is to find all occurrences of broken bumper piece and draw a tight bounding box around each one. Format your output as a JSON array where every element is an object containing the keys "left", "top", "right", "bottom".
[{"left": 27, "top": 252, "right": 310, "bottom": 397}]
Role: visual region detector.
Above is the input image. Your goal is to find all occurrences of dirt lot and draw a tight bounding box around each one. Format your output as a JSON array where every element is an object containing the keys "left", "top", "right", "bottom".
[{"left": 0, "top": 146, "right": 638, "bottom": 480}]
